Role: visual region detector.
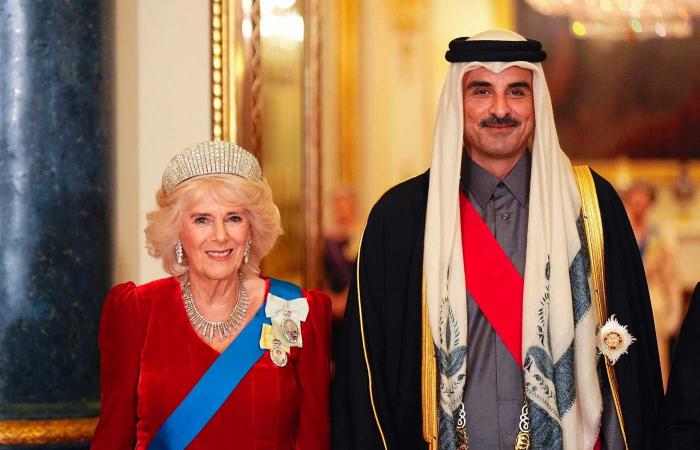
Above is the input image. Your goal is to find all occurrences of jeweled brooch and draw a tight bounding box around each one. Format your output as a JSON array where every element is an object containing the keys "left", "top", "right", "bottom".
[
  {"left": 259, "top": 294, "right": 309, "bottom": 367},
  {"left": 596, "top": 315, "right": 636, "bottom": 365}
]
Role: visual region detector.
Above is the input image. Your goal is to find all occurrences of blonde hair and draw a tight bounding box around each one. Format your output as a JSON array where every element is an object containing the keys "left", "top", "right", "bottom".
[{"left": 145, "top": 174, "right": 283, "bottom": 277}]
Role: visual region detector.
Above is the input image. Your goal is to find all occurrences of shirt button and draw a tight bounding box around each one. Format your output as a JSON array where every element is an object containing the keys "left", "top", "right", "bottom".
[{"left": 501, "top": 213, "right": 510, "bottom": 221}]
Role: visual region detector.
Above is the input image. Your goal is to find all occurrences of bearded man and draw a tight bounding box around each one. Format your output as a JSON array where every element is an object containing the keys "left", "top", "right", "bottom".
[{"left": 331, "top": 30, "right": 662, "bottom": 450}]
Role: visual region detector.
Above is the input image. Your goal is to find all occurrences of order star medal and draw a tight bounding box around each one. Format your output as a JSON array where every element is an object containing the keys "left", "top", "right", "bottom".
[{"left": 597, "top": 314, "right": 636, "bottom": 365}]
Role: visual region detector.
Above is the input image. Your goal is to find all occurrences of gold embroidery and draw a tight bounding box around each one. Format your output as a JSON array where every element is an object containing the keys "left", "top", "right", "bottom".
[{"left": 422, "top": 273, "right": 438, "bottom": 449}]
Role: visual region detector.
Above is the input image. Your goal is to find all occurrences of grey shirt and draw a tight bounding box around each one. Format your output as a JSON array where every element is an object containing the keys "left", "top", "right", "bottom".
[
  {"left": 462, "top": 152, "right": 530, "bottom": 449},
  {"left": 460, "top": 152, "right": 624, "bottom": 449}
]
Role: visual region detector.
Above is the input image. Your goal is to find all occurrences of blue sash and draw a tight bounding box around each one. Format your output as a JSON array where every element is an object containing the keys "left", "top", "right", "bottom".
[{"left": 149, "top": 278, "right": 302, "bottom": 450}]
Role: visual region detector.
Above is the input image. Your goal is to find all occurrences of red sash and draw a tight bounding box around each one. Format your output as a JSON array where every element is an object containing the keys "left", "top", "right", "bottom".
[
  {"left": 459, "top": 192, "right": 524, "bottom": 366},
  {"left": 461, "top": 193, "right": 603, "bottom": 447}
]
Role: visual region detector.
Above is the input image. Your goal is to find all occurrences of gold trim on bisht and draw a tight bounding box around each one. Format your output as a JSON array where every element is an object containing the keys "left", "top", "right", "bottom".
[
  {"left": 0, "top": 417, "right": 97, "bottom": 445},
  {"left": 573, "top": 165, "right": 629, "bottom": 450},
  {"left": 355, "top": 229, "right": 389, "bottom": 450},
  {"left": 422, "top": 272, "right": 438, "bottom": 449}
]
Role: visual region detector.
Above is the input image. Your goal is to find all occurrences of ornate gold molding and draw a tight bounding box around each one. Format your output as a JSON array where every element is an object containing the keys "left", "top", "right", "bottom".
[
  {"left": 211, "top": 0, "right": 230, "bottom": 141},
  {"left": 212, "top": 0, "right": 261, "bottom": 157},
  {"left": 248, "top": 0, "right": 262, "bottom": 156},
  {"left": 0, "top": 417, "right": 97, "bottom": 445},
  {"left": 213, "top": 0, "right": 323, "bottom": 287}
]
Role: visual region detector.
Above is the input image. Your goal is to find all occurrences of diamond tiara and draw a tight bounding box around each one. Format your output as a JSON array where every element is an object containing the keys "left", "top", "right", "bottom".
[{"left": 161, "top": 141, "right": 263, "bottom": 195}]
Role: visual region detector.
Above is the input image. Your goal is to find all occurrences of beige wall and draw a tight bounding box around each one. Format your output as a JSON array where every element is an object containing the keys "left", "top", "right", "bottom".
[{"left": 114, "top": 0, "right": 211, "bottom": 285}]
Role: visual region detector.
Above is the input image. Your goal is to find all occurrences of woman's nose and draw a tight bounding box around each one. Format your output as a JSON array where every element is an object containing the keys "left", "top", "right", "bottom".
[{"left": 212, "top": 220, "right": 228, "bottom": 242}]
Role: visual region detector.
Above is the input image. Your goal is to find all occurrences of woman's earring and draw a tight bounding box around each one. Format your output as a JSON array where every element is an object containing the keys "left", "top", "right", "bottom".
[
  {"left": 243, "top": 239, "right": 252, "bottom": 264},
  {"left": 175, "top": 240, "right": 184, "bottom": 265}
]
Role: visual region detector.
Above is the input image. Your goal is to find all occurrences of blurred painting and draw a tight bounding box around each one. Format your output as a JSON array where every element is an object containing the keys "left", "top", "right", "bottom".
[{"left": 517, "top": 3, "right": 700, "bottom": 159}]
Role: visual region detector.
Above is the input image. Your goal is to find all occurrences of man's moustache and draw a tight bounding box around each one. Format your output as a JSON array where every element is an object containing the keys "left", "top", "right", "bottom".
[{"left": 480, "top": 115, "right": 520, "bottom": 127}]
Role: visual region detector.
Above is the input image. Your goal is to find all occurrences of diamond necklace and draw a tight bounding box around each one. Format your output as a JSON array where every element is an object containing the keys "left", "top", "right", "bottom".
[{"left": 182, "top": 272, "right": 250, "bottom": 343}]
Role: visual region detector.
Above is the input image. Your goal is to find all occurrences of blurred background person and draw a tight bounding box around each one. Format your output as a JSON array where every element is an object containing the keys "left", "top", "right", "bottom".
[
  {"left": 623, "top": 181, "right": 683, "bottom": 389},
  {"left": 323, "top": 186, "right": 359, "bottom": 323}
]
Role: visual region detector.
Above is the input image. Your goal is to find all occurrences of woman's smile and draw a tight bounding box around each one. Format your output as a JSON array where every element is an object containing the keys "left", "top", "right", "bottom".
[{"left": 205, "top": 248, "right": 234, "bottom": 259}]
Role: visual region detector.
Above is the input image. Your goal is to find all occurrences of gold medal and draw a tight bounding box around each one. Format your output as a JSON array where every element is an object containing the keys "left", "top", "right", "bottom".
[
  {"left": 281, "top": 316, "right": 300, "bottom": 344},
  {"left": 270, "top": 339, "right": 288, "bottom": 367}
]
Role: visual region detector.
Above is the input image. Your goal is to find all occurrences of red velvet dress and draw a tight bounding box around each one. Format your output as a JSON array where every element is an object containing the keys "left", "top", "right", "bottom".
[{"left": 92, "top": 277, "right": 331, "bottom": 450}]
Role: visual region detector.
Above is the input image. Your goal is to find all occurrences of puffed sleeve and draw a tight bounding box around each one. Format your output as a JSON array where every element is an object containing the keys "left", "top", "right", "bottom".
[
  {"left": 294, "top": 289, "right": 332, "bottom": 450},
  {"left": 91, "top": 282, "right": 147, "bottom": 449}
]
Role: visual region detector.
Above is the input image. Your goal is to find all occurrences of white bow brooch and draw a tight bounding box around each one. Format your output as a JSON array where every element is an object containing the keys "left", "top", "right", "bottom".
[{"left": 260, "top": 294, "right": 309, "bottom": 367}]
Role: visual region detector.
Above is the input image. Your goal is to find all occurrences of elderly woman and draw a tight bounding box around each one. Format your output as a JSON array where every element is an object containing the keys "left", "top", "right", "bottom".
[{"left": 92, "top": 141, "right": 331, "bottom": 449}]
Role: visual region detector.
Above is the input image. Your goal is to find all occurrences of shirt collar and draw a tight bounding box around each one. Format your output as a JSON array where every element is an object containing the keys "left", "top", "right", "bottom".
[{"left": 460, "top": 150, "right": 531, "bottom": 209}]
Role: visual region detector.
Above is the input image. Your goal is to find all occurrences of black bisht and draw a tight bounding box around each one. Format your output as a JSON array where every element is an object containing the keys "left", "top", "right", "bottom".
[
  {"left": 656, "top": 283, "right": 700, "bottom": 449},
  {"left": 331, "top": 169, "right": 663, "bottom": 450}
]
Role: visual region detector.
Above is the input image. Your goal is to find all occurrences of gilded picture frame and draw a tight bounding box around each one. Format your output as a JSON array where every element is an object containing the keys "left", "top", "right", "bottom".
[{"left": 212, "top": 0, "right": 323, "bottom": 288}]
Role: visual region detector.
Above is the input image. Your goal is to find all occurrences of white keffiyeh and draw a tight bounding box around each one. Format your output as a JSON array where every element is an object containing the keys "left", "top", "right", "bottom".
[{"left": 424, "top": 29, "right": 601, "bottom": 449}]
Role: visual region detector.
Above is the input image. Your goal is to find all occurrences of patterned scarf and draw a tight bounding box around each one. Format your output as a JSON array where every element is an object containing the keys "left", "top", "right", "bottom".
[{"left": 424, "top": 30, "right": 601, "bottom": 450}]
